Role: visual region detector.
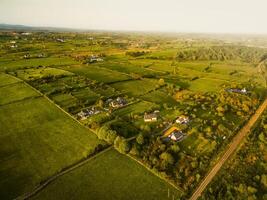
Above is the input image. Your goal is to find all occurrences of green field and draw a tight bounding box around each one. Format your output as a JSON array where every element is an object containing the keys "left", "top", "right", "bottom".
[
  {"left": 0, "top": 76, "right": 106, "bottom": 199},
  {"left": 0, "top": 73, "right": 21, "bottom": 86},
  {"left": 0, "top": 82, "right": 40, "bottom": 105},
  {"left": 110, "top": 78, "right": 158, "bottom": 96},
  {"left": 60, "top": 65, "right": 131, "bottom": 83},
  {"left": 113, "top": 100, "right": 158, "bottom": 117},
  {"left": 0, "top": 57, "right": 79, "bottom": 72},
  {"left": 31, "top": 149, "right": 182, "bottom": 200},
  {"left": 16, "top": 67, "right": 73, "bottom": 81}
]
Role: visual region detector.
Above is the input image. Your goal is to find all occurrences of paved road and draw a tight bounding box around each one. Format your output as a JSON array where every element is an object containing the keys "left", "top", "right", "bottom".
[{"left": 190, "top": 98, "right": 267, "bottom": 200}]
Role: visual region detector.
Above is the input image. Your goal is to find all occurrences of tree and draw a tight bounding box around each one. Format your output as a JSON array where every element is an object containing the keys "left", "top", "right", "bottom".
[
  {"left": 136, "top": 133, "right": 145, "bottom": 145},
  {"left": 119, "top": 139, "right": 131, "bottom": 154},
  {"left": 158, "top": 78, "right": 165, "bottom": 86},
  {"left": 106, "top": 130, "right": 117, "bottom": 144},
  {"left": 114, "top": 136, "right": 131, "bottom": 154},
  {"left": 170, "top": 144, "right": 180, "bottom": 153},
  {"left": 160, "top": 152, "right": 174, "bottom": 165}
]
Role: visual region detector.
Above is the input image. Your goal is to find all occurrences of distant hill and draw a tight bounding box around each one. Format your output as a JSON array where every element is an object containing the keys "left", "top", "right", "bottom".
[{"left": 0, "top": 23, "right": 87, "bottom": 32}]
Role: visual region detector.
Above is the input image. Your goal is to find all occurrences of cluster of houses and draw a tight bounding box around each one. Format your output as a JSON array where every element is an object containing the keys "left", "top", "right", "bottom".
[
  {"left": 89, "top": 55, "right": 104, "bottom": 63},
  {"left": 226, "top": 88, "right": 247, "bottom": 94},
  {"left": 106, "top": 97, "right": 127, "bottom": 108},
  {"left": 77, "top": 107, "right": 101, "bottom": 120},
  {"left": 10, "top": 41, "right": 18, "bottom": 48},
  {"left": 23, "top": 53, "right": 46, "bottom": 59}
]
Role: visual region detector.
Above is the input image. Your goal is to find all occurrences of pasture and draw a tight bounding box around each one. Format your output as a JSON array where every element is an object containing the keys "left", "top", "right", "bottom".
[
  {"left": 0, "top": 57, "right": 79, "bottom": 72},
  {"left": 60, "top": 65, "right": 131, "bottom": 83},
  {"left": 0, "top": 82, "right": 40, "bottom": 105},
  {"left": 0, "top": 76, "right": 106, "bottom": 199},
  {"left": 110, "top": 78, "right": 158, "bottom": 96},
  {"left": 31, "top": 149, "right": 182, "bottom": 200}
]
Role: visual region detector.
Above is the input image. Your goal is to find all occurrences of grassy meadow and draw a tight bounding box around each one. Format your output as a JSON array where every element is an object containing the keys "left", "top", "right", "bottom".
[
  {"left": 31, "top": 149, "right": 182, "bottom": 200},
  {"left": 0, "top": 75, "right": 106, "bottom": 199}
]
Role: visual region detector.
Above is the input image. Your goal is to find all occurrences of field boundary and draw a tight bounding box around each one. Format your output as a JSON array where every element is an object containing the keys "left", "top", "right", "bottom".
[
  {"left": 15, "top": 147, "right": 113, "bottom": 200},
  {"left": 0, "top": 95, "right": 42, "bottom": 107}
]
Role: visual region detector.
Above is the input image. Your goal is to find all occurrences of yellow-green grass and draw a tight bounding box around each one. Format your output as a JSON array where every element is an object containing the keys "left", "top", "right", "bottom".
[
  {"left": 110, "top": 78, "right": 158, "bottom": 96},
  {"left": 60, "top": 65, "right": 131, "bottom": 83},
  {"left": 0, "top": 82, "right": 40, "bottom": 105},
  {"left": 141, "top": 90, "right": 177, "bottom": 106},
  {"left": 179, "top": 132, "right": 217, "bottom": 155},
  {"left": 113, "top": 101, "right": 157, "bottom": 117},
  {"left": 96, "top": 60, "right": 163, "bottom": 76},
  {"left": 188, "top": 78, "right": 227, "bottom": 92},
  {"left": 72, "top": 87, "right": 100, "bottom": 103},
  {"left": 0, "top": 73, "right": 21, "bottom": 87},
  {"left": 0, "top": 57, "right": 79, "bottom": 72},
  {"left": 31, "top": 149, "right": 182, "bottom": 200},
  {"left": 0, "top": 84, "right": 105, "bottom": 199},
  {"left": 16, "top": 67, "right": 73, "bottom": 81},
  {"left": 51, "top": 93, "right": 78, "bottom": 109}
]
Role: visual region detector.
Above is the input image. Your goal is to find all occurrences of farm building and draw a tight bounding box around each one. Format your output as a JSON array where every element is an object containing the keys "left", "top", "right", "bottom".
[
  {"left": 163, "top": 126, "right": 185, "bottom": 142},
  {"left": 109, "top": 97, "right": 127, "bottom": 108},
  {"left": 77, "top": 107, "right": 101, "bottom": 120},
  {"left": 168, "top": 130, "right": 185, "bottom": 141},
  {"left": 144, "top": 113, "right": 158, "bottom": 122},
  {"left": 226, "top": 88, "right": 247, "bottom": 94},
  {"left": 89, "top": 55, "right": 104, "bottom": 63},
  {"left": 176, "top": 115, "right": 189, "bottom": 124}
]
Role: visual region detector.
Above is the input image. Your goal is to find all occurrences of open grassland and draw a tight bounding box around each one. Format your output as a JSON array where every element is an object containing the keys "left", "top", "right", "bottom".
[
  {"left": 113, "top": 100, "right": 158, "bottom": 117},
  {"left": 31, "top": 149, "right": 182, "bottom": 200},
  {"left": 15, "top": 67, "right": 73, "bottom": 81},
  {"left": 60, "top": 65, "right": 131, "bottom": 83},
  {"left": 110, "top": 78, "right": 158, "bottom": 96},
  {"left": 0, "top": 82, "right": 40, "bottom": 105},
  {"left": 0, "top": 73, "right": 21, "bottom": 86},
  {"left": 141, "top": 89, "right": 177, "bottom": 106},
  {"left": 0, "top": 77, "right": 106, "bottom": 199},
  {"left": 0, "top": 57, "right": 79, "bottom": 72}
]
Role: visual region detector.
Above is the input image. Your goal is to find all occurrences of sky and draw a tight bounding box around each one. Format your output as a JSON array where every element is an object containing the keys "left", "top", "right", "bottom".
[{"left": 0, "top": 0, "right": 267, "bottom": 34}]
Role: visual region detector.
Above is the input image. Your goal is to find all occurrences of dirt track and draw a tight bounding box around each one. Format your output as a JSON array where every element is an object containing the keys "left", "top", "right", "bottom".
[{"left": 190, "top": 98, "right": 267, "bottom": 200}]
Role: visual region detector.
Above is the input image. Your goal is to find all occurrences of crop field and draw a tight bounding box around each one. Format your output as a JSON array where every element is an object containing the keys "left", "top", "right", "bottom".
[
  {"left": 110, "top": 78, "right": 159, "bottom": 96},
  {"left": 0, "top": 82, "right": 40, "bottom": 105},
  {"left": 0, "top": 57, "right": 79, "bottom": 72},
  {"left": 31, "top": 149, "right": 182, "bottom": 200},
  {"left": 141, "top": 89, "right": 177, "bottom": 106},
  {"left": 60, "top": 65, "right": 131, "bottom": 83},
  {"left": 113, "top": 100, "right": 158, "bottom": 117},
  {"left": 0, "top": 75, "right": 106, "bottom": 199},
  {"left": 0, "top": 73, "right": 21, "bottom": 86},
  {"left": 15, "top": 67, "right": 74, "bottom": 81}
]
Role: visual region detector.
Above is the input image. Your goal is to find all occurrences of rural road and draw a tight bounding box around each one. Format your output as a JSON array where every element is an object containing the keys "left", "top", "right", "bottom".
[{"left": 190, "top": 97, "right": 267, "bottom": 200}]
